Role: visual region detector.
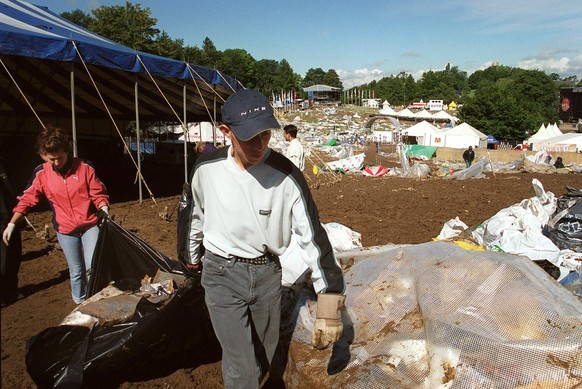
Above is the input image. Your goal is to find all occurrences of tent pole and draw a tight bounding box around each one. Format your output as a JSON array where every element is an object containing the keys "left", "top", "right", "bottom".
[
  {"left": 135, "top": 77, "right": 143, "bottom": 203},
  {"left": 70, "top": 64, "right": 78, "bottom": 157},
  {"left": 213, "top": 83, "right": 217, "bottom": 146},
  {"left": 183, "top": 82, "right": 188, "bottom": 183}
]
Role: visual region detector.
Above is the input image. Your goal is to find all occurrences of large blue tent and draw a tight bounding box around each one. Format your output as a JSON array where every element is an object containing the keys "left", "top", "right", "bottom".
[
  {"left": 0, "top": 0, "right": 244, "bottom": 194},
  {"left": 0, "top": 0, "right": 243, "bottom": 134}
]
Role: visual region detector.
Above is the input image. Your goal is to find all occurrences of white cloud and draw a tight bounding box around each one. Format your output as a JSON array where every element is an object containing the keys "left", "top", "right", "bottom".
[
  {"left": 518, "top": 54, "right": 582, "bottom": 77},
  {"left": 337, "top": 68, "right": 384, "bottom": 89}
]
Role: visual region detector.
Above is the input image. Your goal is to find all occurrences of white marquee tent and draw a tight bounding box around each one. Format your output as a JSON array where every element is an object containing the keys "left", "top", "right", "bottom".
[
  {"left": 414, "top": 109, "right": 434, "bottom": 120},
  {"left": 441, "top": 122, "right": 488, "bottom": 149},
  {"left": 396, "top": 108, "right": 416, "bottom": 119},
  {"left": 402, "top": 120, "right": 443, "bottom": 146},
  {"left": 379, "top": 105, "right": 397, "bottom": 116},
  {"left": 527, "top": 123, "right": 563, "bottom": 144},
  {"left": 531, "top": 132, "right": 582, "bottom": 152},
  {"left": 432, "top": 110, "right": 459, "bottom": 122}
]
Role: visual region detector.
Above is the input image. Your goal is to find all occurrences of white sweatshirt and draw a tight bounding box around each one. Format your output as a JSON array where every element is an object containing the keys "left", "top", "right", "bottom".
[{"left": 188, "top": 146, "right": 344, "bottom": 294}]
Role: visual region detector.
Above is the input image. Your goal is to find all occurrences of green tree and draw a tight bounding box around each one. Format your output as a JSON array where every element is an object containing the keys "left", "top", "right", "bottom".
[
  {"left": 255, "top": 59, "right": 279, "bottom": 96},
  {"left": 323, "top": 69, "right": 343, "bottom": 89},
  {"left": 152, "top": 31, "right": 184, "bottom": 59},
  {"left": 60, "top": 9, "right": 94, "bottom": 28},
  {"left": 182, "top": 45, "right": 205, "bottom": 64},
  {"left": 274, "top": 59, "right": 299, "bottom": 92},
  {"left": 467, "top": 65, "right": 513, "bottom": 90},
  {"left": 201, "top": 37, "right": 221, "bottom": 68},
  {"left": 416, "top": 64, "right": 467, "bottom": 103},
  {"left": 219, "top": 48, "right": 256, "bottom": 88},
  {"left": 302, "top": 68, "right": 326, "bottom": 88},
  {"left": 372, "top": 72, "right": 415, "bottom": 106},
  {"left": 460, "top": 67, "right": 558, "bottom": 142},
  {"left": 89, "top": 2, "right": 159, "bottom": 53}
]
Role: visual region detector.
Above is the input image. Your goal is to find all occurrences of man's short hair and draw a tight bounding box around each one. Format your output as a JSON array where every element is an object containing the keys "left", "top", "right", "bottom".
[{"left": 283, "top": 124, "right": 298, "bottom": 138}]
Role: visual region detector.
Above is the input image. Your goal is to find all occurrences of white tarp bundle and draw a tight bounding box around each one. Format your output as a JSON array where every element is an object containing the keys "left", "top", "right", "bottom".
[
  {"left": 436, "top": 179, "right": 581, "bottom": 282},
  {"left": 280, "top": 223, "right": 362, "bottom": 286},
  {"left": 326, "top": 153, "right": 365, "bottom": 172},
  {"left": 278, "top": 242, "right": 582, "bottom": 388}
]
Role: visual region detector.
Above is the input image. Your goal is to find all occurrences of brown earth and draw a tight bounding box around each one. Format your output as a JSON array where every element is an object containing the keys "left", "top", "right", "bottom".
[{"left": 1, "top": 143, "right": 581, "bottom": 388}]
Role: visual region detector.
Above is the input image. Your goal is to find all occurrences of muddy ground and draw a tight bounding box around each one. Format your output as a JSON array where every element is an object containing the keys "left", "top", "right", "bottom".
[{"left": 1, "top": 144, "right": 580, "bottom": 388}]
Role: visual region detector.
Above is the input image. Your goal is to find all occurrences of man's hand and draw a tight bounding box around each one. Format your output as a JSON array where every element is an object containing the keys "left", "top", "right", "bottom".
[
  {"left": 2, "top": 223, "right": 15, "bottom": 245},
  {"left": 311, "top": 293, "right": 345, "bottom": 350},
  {"left": 186, "top": 262, "right": 201, "bottom": 272}
]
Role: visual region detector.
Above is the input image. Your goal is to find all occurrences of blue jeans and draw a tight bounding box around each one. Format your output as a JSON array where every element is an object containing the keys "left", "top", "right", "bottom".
[
  {"left": 202, "top": 251, "right": 282, "bottom": 389},
  {"left": 56, "top": 224, "right": 100, "bottom": 304}
]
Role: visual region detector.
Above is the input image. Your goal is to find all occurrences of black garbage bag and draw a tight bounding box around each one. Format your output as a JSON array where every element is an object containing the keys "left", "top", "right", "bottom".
[
  {"left": 26, "top": 218, "right": 216, "bottom": 388},
  {"left": 546, "top": 185, "right": 582, "bottom": 252}
]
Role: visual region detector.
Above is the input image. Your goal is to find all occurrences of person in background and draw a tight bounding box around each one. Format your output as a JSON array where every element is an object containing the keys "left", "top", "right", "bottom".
[
  {"left": 196, "top": 141, "right": 218, "bottom": 156},
  {"left": 1, "top": 158, "right": 23, "bottom": 307},
  {"left": 2, "top": 126, "right": 110, "bottom": 305},
  {"left": 554, "top": 156, "right": 564, "bottom": 169},
  {"left": 463, "top": 145, "right": 475, "bottom": 168},
  {"left": 186, "top": 89, "right": 345, "bottom": 388},
  {"left": 283, "top": 124, "right": 305, "bottom": 171}
]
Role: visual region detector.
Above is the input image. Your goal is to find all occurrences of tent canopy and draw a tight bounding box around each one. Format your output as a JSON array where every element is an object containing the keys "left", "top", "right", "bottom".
[
  {"left": 487, "top": 134, "right": 500, "bottom": 144},
  {"left": 0, "top": 0, "right": 243, "bottom": 137},
  {"left": 302, "top": 84, "right": 342, "bottom": 92},
  {"left": 403, "top": 120, "right": 441, "bottom": 137},
  {"left": 441, "top": 122, "right": 488, "bottom": 149},
  {"left": 527, "top": 123, "right": 563, "bottom": 144}
]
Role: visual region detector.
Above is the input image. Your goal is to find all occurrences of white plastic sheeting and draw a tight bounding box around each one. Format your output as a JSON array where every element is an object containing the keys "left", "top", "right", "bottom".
[
  {"left": 279, "top": 242, "right": 582, "bottom": 388},
  {"left": 326, "top": 153, "right": 365, "bottom": 172},
  {"left": 280, "top": 223, "right": 363, "bottom": 286}
]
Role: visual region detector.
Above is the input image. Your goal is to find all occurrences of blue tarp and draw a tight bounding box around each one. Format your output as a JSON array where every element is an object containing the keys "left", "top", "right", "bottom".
[
  {"left": 0, "top": 0, "right": 238, "bottom": 88},
  {"left": 487, "top": 134, "right": 500, "bottom": 144},
  {"left": 1, "top": 0, "right": 244, "bottom": 128}
]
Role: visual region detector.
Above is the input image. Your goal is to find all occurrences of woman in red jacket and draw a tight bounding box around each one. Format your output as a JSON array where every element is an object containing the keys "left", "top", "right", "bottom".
[{"left": 2, "top": 126, "right": 109, "bottom": 304}]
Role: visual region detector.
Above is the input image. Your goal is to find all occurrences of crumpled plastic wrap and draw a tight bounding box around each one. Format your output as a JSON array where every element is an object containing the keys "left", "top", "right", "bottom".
[{"left": 277, "top": 241, "right": 582, "bottom": 388}]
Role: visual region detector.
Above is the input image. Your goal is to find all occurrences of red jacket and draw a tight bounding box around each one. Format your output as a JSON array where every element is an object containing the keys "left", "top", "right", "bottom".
[{"left": 14, "top": 158, "right": 109, "bottom": 234}]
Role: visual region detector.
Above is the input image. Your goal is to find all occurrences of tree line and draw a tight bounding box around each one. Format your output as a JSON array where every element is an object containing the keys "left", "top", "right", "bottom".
[{"left": 62, "top": 2, "right": 580, "bottom": 142}]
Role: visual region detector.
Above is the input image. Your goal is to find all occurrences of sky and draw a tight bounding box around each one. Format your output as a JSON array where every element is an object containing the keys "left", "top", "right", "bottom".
[{"left": 44, "top": 0, "right": 582, "bottom": 88}]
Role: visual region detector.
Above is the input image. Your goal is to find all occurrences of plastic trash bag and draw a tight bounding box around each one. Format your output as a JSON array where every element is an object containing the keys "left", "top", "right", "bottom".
[
  {"left": 546, "top": 185, "right": 582, "bottom": 252},
  {"left": 25, "top": 218, "right": 214, "bottom": 388}
]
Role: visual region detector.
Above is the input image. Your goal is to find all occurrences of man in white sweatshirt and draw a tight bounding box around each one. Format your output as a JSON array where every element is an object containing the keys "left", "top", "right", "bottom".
[
  {"left": 283, "top": 124, "right": 305, "bottom": 171},
  {"left": 186, "top": 89, "right": 345, "bottom": 389}
]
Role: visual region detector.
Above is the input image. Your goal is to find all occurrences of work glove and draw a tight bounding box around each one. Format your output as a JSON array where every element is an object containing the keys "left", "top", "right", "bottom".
[
  {"left": 311, "top": 293, "right": 345, "bottom": 350},
  {"left": 2, "top": 223, "right": 15, "bottom": 246},
  {"left": 97, "top": 206, "right": 109, "bottom": 224}
]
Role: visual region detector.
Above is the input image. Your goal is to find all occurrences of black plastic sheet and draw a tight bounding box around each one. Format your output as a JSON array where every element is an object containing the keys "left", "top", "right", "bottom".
[
  {"left": 546, "top": 185, "right": 582, "bottom": 252},
  {"left": 25, "top": 218, "right": 215, "bottom": 388}
]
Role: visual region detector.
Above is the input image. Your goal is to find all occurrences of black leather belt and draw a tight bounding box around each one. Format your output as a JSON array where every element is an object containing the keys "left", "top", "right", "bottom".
[{"left": 231, "top": 252, "right": 278, "bottom": 265}]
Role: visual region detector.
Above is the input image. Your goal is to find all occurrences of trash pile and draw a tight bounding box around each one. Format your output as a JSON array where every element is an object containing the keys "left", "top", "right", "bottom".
[
  {"left": 276, "top": 241, "right": 582, "bottom": 388},
  {"left": 435, "top": 179, "right": 582, "bottom": 294},
  {"left": 25, "top": 219, "right": 211, "bottom": 388},
  {"left": 274, "top": 179, "right": 581, "bottom": 387}
]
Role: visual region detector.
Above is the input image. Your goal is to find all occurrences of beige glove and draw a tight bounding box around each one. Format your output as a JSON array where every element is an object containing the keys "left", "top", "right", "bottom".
[
  {"left": 3, "top": 223, "right": 15, "bottom": 246},
  {"left": 311, "top": 293, "right": 345, "bottom": 350}
]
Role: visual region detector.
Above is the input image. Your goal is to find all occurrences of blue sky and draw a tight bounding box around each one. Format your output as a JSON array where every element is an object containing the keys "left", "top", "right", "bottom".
[{"left": 45, "top": 0, "right": 582, "bottom": 88}]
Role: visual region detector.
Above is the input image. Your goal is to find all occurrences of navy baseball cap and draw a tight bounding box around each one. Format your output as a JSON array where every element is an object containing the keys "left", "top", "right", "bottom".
[{"left": 221, "top": 89, "right": 280, "bottom": 141}]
